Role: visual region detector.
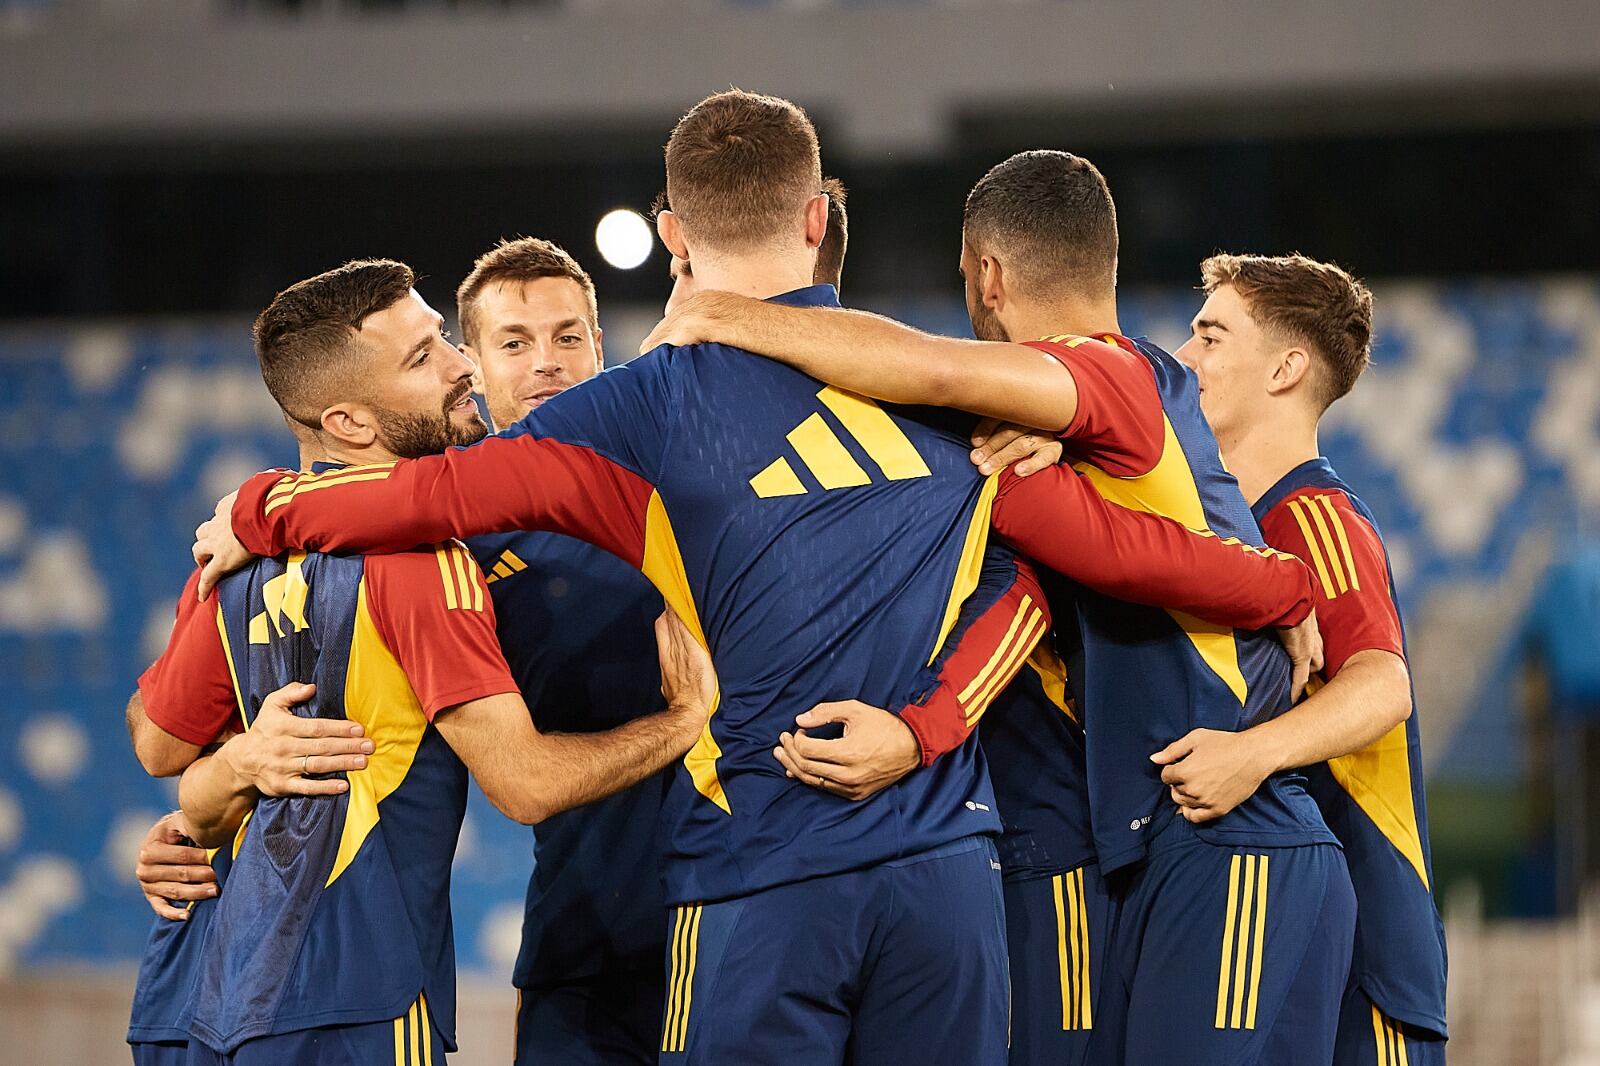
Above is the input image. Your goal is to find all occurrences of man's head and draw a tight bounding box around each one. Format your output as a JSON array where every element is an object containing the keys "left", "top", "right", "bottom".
[
  {"left": 1176, "top": 253, "right": 1373, "bottom": 447},
  {"left": 960, "top": 150, "right": 1119, "bottom": 341},
  {"left": 253, "top": 258, "right": 486, "bottom": 461},
  {"left": 660, "top": 173, "right": 846, "bottom": 312},
  {"left": 658, "top": 90, "right": 827, "bottom": 264},
  {"left": 456, "top": 238, "right": 604, "bottom": 429}
]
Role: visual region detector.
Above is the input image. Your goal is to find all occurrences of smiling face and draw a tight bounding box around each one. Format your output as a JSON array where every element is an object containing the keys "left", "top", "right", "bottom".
[
  {"left": 1174, "top": 283, "right": 1278, "bottom": 449},
  {"left": 466, "top": 276, "right": 604, "bottom": 428},
  {"left": 355, "top": 289, "right": 488, "bottom": 457}
]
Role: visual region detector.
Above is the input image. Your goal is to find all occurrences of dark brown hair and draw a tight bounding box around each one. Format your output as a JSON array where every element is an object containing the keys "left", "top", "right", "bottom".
[
  {"left": 665, "top": 90, "right": 822, "bottom": 252},
  {"left": 253, "top": 258, "right": 415, "bottom": 428},
  {"left": 815, "top": 177, "right": 849, "bottom": 289},
  {"left": 962, "top": 150, "right": 1118, "bottom": 299},
  {"left": 1200, "top": 253, "right": 1375, "bottom": 409},
  {"left": 456, "top": 237, "right": 597, "bottom": 347}
]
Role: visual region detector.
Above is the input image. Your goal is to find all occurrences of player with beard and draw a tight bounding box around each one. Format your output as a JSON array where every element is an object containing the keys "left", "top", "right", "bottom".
[{"left": 138, "top": 258, "right": 716, "bottom": 1066}]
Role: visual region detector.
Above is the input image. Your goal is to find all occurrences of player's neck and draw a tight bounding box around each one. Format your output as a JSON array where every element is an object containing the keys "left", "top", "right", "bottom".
[
  {"left": 1009, "top": 298, "right": 1121, "bottom": 344},
  {"left": 297, "top": 439, "right": 400, "bottom": 472},
  {"left": 1220, "top": 410, "right": 1320, "bottom": 505},
  {"left": 688, "top": 248, "right": 817, "bottom": 302}
]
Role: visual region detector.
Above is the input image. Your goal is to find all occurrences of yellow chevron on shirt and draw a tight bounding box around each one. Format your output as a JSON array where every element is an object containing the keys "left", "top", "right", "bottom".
[{"left": 750, "top": 388, "right": 932, "bottom": 498}]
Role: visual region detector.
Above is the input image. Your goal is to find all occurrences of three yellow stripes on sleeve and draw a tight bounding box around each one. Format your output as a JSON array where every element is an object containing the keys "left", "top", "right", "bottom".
[{"left": 1286, "top": 495, "right": 1362, "bottom": 600}]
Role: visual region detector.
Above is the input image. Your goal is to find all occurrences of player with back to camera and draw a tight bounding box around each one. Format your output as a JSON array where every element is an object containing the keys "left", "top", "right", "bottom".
[{"left": 644, "top": 149, "right": 1358, "bottom": 1066}]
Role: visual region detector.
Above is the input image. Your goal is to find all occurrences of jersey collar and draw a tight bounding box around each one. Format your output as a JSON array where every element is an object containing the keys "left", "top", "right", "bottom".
[
  {"left": 1252, "top": 457, "right": 1339, "bottom": 523},
  {"left": 309, "top": 460, "right": 350, "bottom": 475},
  {"left": 766, "top": 284, "right": 841, "bottom": 309}
]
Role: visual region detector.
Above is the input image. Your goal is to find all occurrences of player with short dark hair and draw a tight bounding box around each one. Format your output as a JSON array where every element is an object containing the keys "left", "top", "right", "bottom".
[
  {"left": 643, "top": 149, "right": 1357, "bottom": 1066},
  {"left": 147, "top": 258, "right": 715, "bottom": 1066},
  {"left": 194, "top": 101, "right": 1321, "bottom": 1065},
  {"left": 1164, "top": 253, "right": 1446, "bottom": 1066},
  {"left": 456, "top": 235, "right": 673, "bottom": 1066}
]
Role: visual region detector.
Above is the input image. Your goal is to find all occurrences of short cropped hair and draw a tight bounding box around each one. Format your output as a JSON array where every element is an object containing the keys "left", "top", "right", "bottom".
[
  {"left": 1200, "top": 253, "right": 1375, "bottom": 409},
  {"left": 815, "top": 177, "right": 849, "bottom": 289},
  {"left": 962, "top": 150, "right": 1118, "bottom": 299},
  {"left": 665, "top": 90, "right": 823, "bottom": 253},
  {"left": 253, "top": 258, "right": 415, "bottom": 428},
  {"left": 456, "top": 237, "right": 598, "bottom": 347}
]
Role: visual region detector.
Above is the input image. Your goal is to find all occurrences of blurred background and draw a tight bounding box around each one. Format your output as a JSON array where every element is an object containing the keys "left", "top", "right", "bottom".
[{"left": 2, "top": 0, "right": 1599, "bottom": 1063}]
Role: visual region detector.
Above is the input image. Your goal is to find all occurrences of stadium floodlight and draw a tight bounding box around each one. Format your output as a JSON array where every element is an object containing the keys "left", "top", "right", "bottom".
[{"left": 595, "top": 209, "right": 653, "bottom": 270}]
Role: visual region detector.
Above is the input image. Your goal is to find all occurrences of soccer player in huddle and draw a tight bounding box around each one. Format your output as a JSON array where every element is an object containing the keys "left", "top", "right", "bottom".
[
  {"left": 1163, "top": 254, "right": 1447, "bottom": 1066},
  {"left": 646, "top": 150, "right": 1357, "bottom": 1065},
  {"left": 130, "top": 258, "right": 717, "bottom": 1066},
  {"left": 193, "top": 92, "right": 1320, "bottom": 1064}
]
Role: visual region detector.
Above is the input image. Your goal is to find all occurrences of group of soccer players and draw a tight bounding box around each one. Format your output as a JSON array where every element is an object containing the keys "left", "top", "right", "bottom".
[{"left": 121, "top": 88, "right": 1446, "bottom": 1066}]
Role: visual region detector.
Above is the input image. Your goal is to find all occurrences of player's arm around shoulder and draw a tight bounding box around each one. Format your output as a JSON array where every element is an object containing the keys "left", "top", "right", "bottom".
[{"left": 641, "top": 291, "right": 1080, "bottom": 431}]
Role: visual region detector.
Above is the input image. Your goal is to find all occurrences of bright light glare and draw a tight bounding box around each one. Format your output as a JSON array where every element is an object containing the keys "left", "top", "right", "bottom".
[{"left": 595, "top": 209, "right": 653, "bottom": 270}]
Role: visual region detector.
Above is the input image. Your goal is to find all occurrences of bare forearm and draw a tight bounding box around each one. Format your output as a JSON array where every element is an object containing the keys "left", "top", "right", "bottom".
[
  {"left": 177, "top": 750, "right": 255, "bottom": 848},
  {"left": 695, "top": 295, "right": 1074, "bottom": 428},
  {"left": 1250, "top": 650, "right": 1411, "bottom": 773},
  {"left": 463, "top": 704, "right": 697, "bottom": 825}
]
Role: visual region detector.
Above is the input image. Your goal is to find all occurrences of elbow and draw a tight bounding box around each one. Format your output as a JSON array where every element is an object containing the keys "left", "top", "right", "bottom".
[
  {"left": 1373, "top": 654, "right": 1414, "bottom": 727},
  {"left": 133, "top": 734, "right": 192, "bottom": 779},
  {"left": 919, "top": 354, "right": 965, "bottom": 408},
  {"left": 496, "top": 791, "right": 556, "bottom": 827}
]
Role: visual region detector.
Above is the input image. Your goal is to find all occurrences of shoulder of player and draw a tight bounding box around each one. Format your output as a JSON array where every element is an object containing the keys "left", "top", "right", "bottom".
[
  {"left": 1260, "top": 485, "right": 1389, "bottom": 587},
  {"left": 362, "top": 543, "right": 485, "bottom": 610}
]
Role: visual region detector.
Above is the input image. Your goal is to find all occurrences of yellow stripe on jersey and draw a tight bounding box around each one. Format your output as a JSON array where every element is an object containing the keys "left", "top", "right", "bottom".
[
  {"left": 394, "top": 1012, "right": 405, "bottom": 1066},
  {"left": 1286, "top": 499, "right": 1338, "bottom": 598},
  {"left": 1245, "top": 854, "right": 1270, "bottom": 1029},
  {"left": 968, "top": 607, "right": 1047, "bottom": 725},
  {"left": 640, "top": 492, "right": 727, "bottom": 815},
  {"left": 958, "top": 596, "right": 1035, "bottom": 704},
  {"left": 434, "top": 548, "right": 458, "bottom": 610},
  {"left": 1216, "top": 854, "right": 1242, "bottom": 1029},
  {"left": 1317, "top": 495, "right": 1362, "bottom": 592},
  {"left": 928, "top": 473, "right": 1000, "bottom": 666},
  {"left": 749, "top": 456, "right": 807, "bottom": 498},
  {"left": 1074, "top": 867, "right": 1092, "bottom": 1029},
  {"left": 1052, "top": 874, "right": 1071, "bottom": 1030},
  {"left": 817, "top": 387, "right": 932, "bottom": 481},
  {"left": 215, "top": 604, "right": 256, "bottom": 861},
  {"left": 1301, "top": 496, "right": 1349, "bottom": 593},
  {"left": 1216, "top": 854, "right": 1270, "bottom": 1030},
  {"left": 263, "top": 464, "right": 399, "bottom": 515},
  {"left": 1230, "top": 855, "right": 1256, "bottom": 1030},
  {"left": 1328, "top": 720, "right": 1431, "bottom": 890},
  {"left": 327, "top": 579, "right": 430, "bottom": 887},
  {"left": 1071, "top": 416, "right": 1249, "bottom": 704},
  {"left": 788, "top": 412, "right": 871, "bottom": 490},
  {"left": 661, "top": 905, "right": 703, "bottom": 1053},
  {"left": 408, "top": 999, "right": 420, "bottom": 1066}
]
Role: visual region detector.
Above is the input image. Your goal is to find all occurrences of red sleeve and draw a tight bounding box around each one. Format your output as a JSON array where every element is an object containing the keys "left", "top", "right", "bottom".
[
  {"left": 137, "top": 570, "right": 244, "bottom": 746},
  {"left": 1023, "top": 336, "right": 1165, "bottom": 476},
  {"left": 363, "top": 545, "right": 521, "bottom": 720},
  {"left": 1259, "top": 489, "right": 1405, "bottom": 678},
  {"left": 231, "top": 436, "right": 655, "bottom": 566},
  {"left": 991, "top": 464, "right": 1314, "bottom": 629},
  {"left": 898, "top": 559, "right": 1049, "bottom": 766}
]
